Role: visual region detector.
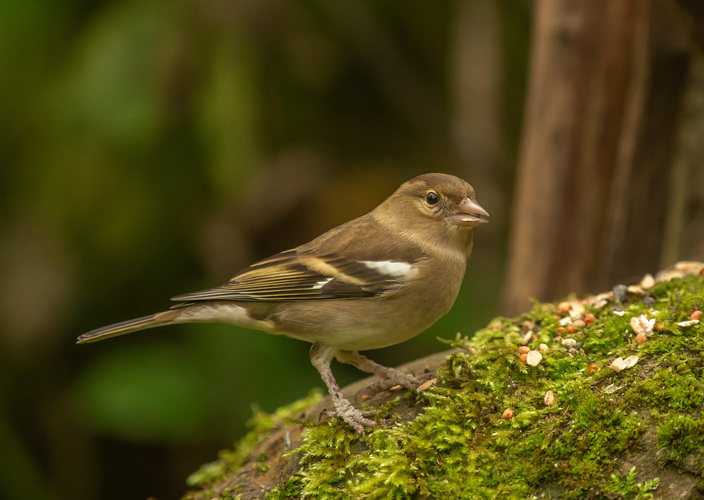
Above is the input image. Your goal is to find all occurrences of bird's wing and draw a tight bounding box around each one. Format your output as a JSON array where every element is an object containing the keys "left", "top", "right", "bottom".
[{"left": 171, "top": 250, "right": 420, "bottom": 303}]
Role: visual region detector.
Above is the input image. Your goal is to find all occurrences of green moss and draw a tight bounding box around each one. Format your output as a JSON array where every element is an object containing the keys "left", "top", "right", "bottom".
[
  {"left": 186, "top": 389, "right": 323, "bottom": 489},
  {"left": 604, "top": 467, "right": 659, "bottom": 499},
  {"left": 188, "top": 273, "right": 704, "bottom": 499},
  {"left": 657, "top": 413, "right": 704, "bottom": 463}
]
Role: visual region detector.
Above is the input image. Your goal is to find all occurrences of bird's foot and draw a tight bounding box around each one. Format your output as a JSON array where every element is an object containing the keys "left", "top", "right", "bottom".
[
  {"left": 335, "top": 351, "right": 426, "bottom": 391},
  {"left": 330, "top": 397, "right": 378, "bottom": 434}
]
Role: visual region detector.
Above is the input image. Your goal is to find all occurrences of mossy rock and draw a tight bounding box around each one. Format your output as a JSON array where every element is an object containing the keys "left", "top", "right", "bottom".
[{"left": 184, "top": 265, "right": 704, "bottom": 499}]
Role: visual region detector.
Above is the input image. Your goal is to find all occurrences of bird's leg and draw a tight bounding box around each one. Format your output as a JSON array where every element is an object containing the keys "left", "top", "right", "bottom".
[
  {"left": 309, "top": 343, "right": 377, "bottom": 433},
  {"left": 335, "top": 350, "right": 422, "bottom": 390}
]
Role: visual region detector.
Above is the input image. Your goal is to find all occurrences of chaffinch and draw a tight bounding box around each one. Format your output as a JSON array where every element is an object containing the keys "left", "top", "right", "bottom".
[{"left": 78, "top": 173, "right": 489, "bottom": 432}]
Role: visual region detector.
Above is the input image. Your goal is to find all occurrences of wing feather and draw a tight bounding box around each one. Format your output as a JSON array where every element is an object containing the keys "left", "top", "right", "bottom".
[
  {"left": 171, "top": 251, "right": 418, "bottom": 303},
  {"left": 172, "top": 216, "right": 426, "bottom": 303}
]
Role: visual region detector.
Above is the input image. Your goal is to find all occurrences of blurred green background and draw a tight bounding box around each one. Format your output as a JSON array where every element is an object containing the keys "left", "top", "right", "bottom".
[{"left": 0, "top": 1, "right": 529, "bottom": 499}]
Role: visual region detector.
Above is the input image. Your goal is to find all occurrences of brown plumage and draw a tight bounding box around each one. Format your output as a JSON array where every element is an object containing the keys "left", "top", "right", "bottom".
[{"left": 78, "top": 173, "right": 488, "bottom": 432}]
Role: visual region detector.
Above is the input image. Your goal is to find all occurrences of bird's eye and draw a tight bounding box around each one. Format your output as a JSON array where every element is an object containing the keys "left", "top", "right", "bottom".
[{"left": 425, "top": 191, "right": 439, "bottom": 205}]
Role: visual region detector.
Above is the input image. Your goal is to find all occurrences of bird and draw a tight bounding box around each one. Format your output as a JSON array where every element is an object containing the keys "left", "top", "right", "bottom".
[{"left": 78, "top": 173, "right": 489, "bottom": 432}]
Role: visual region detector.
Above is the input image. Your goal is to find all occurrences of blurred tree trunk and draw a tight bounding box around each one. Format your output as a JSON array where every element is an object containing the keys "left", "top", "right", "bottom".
[{"left": 503, "top": 0, "right": 704, "bottom": 314}]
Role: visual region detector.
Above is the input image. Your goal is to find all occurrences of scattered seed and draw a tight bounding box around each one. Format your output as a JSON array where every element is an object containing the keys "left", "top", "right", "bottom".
[
  {"left": 489, "top": 321, "right": 501, "bottom": 329},
  {"left": 567, "top": 325, "right": 576, "bottom": 334},
  {"left": 592, "top": 299, "right": 608, "bottom": 309},
  {"left": 544, "top": 390, "right": 555, "bottom": 406},
  {"left": 636, "top": 332, "right": 648, "bottom": 344},
  {"left": 526, "top": 350, "right": 543, "bottom": 367},
  {"left": 677, "top": 319, "right": 699, "bottom": 328},
  {"left": 556, "top": 327, "right": 567, "bottom": 335},
  {"left": 642, "top": 297, "right": 656, "bottom": 306},
  {"left": 501, "top": 408, "right": 514, "bottom": 420},
  {"left": 656, "top": 261, "right": 704, "bottom": 281},
  {"left": 558, "top": 301, "right": 571, "bottom": 314},
  {"left": 675, "top": 261, "right": 704, "bottom": 272},
  {"left": 417, "top": 378, "right": 437, "bottom": 392},
  {"left": 519, "top": 353, "right": 528, "bottom": 364},
  {"left": 630, "top": 314, "right": 655, "bottom": 336},
  {"left": 613, "top": 310, "right": 626, "bottom": 316},
  {"left": 361, "top": 394, "right": 372, "bottom": 401},
  {"left": 611, "top": 357, "right": 624, "bottom": 373},
  {"left": 604, "top": 384, "right": 621, "bottom": 394},
  {"left": 573, "top": 319, "right": 586, "bottom": 328},
  {"left": 654, "top": 321, "right": 664, "bottom": 332},
  {"left": 570, "top": 300, "right": 585, "bottom": 316},
  {"left": 587, "top": 363, "right": 598, "bottom": 373},
  {"left": 691, "top": 310, "right": 703, "bottom": 321},
  {"left": 561, "top": 338, "right": 577, "bottom": 348},
  {"left": 518, "top": 346, "right": 531, "bottom": 355},
  {"left": 623, "top": 355, "right": 639, "bottom": 369},
  {"left": 627, "top": 285, "right": 645, "bottom": 296},
  {"left": 587, "top": 292, "right": 612, "bottom": 309},
  {"left": 539, "top": 343, "right": 549, "bottom": 352},
  {"left": 521, "top": 330, "right": 534, "bottom": 345},
  {"left": 640, "top": 273, "right": 655, "bottom": 289},
  {"left": 583, "top": 313, "right": 595, "bottom": 324}
]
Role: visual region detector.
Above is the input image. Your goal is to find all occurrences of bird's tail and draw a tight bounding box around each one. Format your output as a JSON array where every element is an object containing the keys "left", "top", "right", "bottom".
[{"left": 77, "top": 309, "right": 183, "bottom": 344}]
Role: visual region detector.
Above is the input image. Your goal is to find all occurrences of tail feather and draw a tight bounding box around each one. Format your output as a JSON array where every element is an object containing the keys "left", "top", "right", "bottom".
[{"left": 77, "top": 309, "right": 182, "bottom": 344}]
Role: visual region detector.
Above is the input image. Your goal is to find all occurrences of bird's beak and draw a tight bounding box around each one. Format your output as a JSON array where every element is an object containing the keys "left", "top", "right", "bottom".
[{"left": 450, "top": 198, "right": 489, "bottom": 227}]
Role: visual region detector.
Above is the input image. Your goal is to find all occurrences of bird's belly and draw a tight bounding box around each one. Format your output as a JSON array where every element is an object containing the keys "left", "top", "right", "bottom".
[{"left": 273, "top": 290, "right": 458, "bottom": 351}]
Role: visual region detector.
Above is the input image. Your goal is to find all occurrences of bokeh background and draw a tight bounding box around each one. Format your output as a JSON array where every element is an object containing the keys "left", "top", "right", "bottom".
[{"left": 2, "top": 1, "right": 703, "bottom": 499}]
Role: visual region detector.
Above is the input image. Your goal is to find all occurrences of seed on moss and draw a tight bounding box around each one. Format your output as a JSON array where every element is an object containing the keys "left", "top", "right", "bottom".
[
  {"left": 556, "top": 327, "right": 567, "bottom": 335},
  {"left": 623, "top": 355, "right": 639, "bottom": 369},
  {"left": 587, "top": 292, "right": 612, "bottom": 308},
  {"left": 558, "top": 301, "right": 571, "bottom": 314},
  {"left": 636, "top": 332, "right": 648, "bottom": 344},
  {"left": 468, "top": 347, "right": 478, "bottom": 355},
  {"left": 561, "top": 338, "right": 577, "bottom": 348},
  {"left": 630, "top": 314, "right": 655, "bottom": 336},
  {"left": 573, "top": 319, "right": 585, "bottom": 328},
  {"left": 604, "top": 384, "right": 620, "bottom": 394},
  {"left": 417, "top": 378, "right": 437, "bottom": 392},
  {"left": 501, "top": 408, "right": 514, "bottom": 419},
  {"left": 691, "top": 310, "right": 703, "bottom": 321},
  {"left": 640, "top": 273, "right": 655, "bottom": 289},
  {"left": 587, "top": 363, "right": 598, "bottom": 373},
  {"left": 643, "top": 296, "right": 656, "bottom": 306},
  {"left": 583, "top": 313, "right": 595, "bottom": 324},
  {"left": 611, "top": 357, "right": 625, "bottom": 373},
  {"left": 519, "top": 353, "right": 528, "bottom": 364},
  {"left": 526, "top": 350, "right": 543, "bottom": 367},
  {"left": 677, "top": 319, "right": 699, "bottom": 327},
  {"left": 654, "top": 321, "right": 664, "bottom": 332},
  {"left": 567, "top": 325, "right": 576, "bottom": 334},
  {"left": 521, "top": 330, "right": 534, "bottom": 345},
  {"left": 544, "top": 390, "right": 555, "bottom": 406},
  {"left": 559, "top": 315, "right": 573, "bottom": 326},
  {"left": 518, "top": 346, "right": 530, "bottom": 355},
  {"left": 489, "top": 321, "right": 502, "bottom": 329},
  {"left": 539, "top": 343, "right": 549, "bottom": 352}
]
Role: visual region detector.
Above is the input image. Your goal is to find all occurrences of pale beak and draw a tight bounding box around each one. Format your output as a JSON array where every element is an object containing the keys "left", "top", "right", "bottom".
[{"left": 450, "top": 198, "right": 489, "bottom": 227}]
